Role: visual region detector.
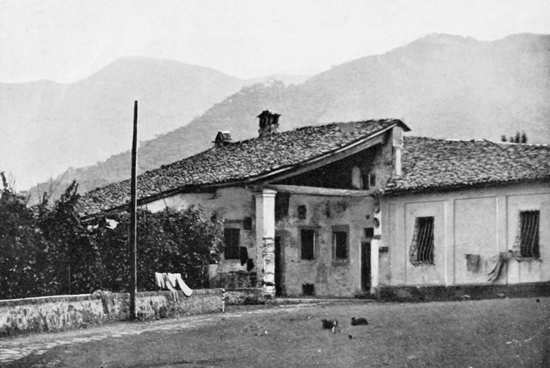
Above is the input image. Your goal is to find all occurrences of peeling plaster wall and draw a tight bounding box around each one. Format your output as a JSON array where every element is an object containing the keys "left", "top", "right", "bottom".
[
  {"left": 0, "top": 289, "right": 224, "bottom": 337},
  {"left": 143, "top": 187, "right": 257, "bottom": 276},
  {"left": 383, "top": 183, "right": 550, "bottom": 287},
  {"left": 276, "top": 194, "right": 375, "bottom": 297}
]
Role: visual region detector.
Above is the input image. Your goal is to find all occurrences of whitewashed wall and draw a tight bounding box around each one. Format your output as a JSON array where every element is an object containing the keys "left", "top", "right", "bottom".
[{"left": 382, "top": 182, "right": 550, "bottom": 286}]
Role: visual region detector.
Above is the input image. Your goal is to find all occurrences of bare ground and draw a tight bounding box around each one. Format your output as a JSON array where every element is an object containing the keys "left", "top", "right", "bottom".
[{"left": 1, "top": 297, "right": 549, "bottom": 368}]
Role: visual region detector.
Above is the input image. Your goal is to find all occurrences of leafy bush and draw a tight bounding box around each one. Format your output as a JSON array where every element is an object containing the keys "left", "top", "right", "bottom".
[{"left": 0, "top": 177, "right": 222, "bottom": 299}]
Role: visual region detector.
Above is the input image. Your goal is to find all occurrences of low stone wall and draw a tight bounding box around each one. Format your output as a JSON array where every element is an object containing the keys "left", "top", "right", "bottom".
[
  {"left": 224, "top": 288, "right": 265, "bottom": 305},
  {"left": 0, "top": 289, "right": 224, "bottom": 337}
]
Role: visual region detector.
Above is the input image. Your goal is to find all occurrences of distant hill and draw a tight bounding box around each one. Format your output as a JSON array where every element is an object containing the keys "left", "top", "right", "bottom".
[
  {"left": 0, "top": 57, "right": 247, "bottom": 190},
  {"left": 27, "top": 33, "right": 550, "bottom": 202}
]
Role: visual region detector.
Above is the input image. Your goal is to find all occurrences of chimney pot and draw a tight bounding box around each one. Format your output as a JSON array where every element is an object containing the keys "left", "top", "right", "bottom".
[
  {"left": 258, "top": 110, "right": 280, "bottom": 137},
  {"left": 213, "top": 131, "right": 232, "bottom": 147}
]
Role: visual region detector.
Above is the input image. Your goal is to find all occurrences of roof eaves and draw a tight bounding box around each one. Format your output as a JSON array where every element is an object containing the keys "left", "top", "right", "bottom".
[
  {"left": 383, "top": 176, "right": 550, "bottom": 196},
  {"left": 81, "top": 121, "right": 401, "bottom": 218}
]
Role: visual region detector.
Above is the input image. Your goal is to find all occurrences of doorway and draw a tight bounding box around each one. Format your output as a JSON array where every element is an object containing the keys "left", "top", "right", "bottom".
[
  {"left": 361, "top": 241, "right": 371, "bottom": 292},
  {"left": 274, "top": 235, "right": 283, "bottom": 296}
]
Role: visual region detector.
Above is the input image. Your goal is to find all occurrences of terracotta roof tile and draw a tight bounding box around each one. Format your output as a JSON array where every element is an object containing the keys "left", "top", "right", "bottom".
[
  {"left": 79, "top": 123, "right": 549, "bottom": 216},
  {"left": 79, "top": 119, "right": 403, "bottom": 216},
  {"left": 386, "top": 137, "right": 550, "bottom": 194}
]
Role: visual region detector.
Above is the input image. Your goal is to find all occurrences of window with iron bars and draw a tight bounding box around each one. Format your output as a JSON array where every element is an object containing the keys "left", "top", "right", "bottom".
[
  {"left": 519, "top": 211, "right": 540, "bottom": 259},
  {"left": 409, "top": 216, "right": 434, "bottom": 265}
]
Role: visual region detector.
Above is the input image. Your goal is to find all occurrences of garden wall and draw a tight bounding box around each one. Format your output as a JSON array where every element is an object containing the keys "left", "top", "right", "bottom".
[
  {"left": 0, "top": 288, "right": 224, "bottom": 337},
  {"left": 224, "top": 288, "right": 265, "bottom": 305}
]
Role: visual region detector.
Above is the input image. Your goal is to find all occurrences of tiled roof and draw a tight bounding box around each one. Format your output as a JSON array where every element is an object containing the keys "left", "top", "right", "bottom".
[
  {"left": 79, "top": 122, "right": 550, "bottom": 216},
  {"left": 386, "top": 136, "right": 550, "bottom": 194},
  {"left": 79, "top": 119, "right": 404, "bottom": 216}
]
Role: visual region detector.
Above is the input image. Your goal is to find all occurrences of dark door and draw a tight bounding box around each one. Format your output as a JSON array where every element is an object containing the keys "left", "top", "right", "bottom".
[
  {"left": 274, "top": 236, "right": 283, "bottom": 296},
  {"left": 361, "top": 241, "right": 371, "bottom": 292}
]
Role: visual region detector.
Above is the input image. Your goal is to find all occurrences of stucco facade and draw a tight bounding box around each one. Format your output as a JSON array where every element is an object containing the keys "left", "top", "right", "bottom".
[
  {"left": 274, "top": 191, "right": 375, "bottom": 297},
  {"left": 81, "top": 113, "right": 550, "bottom": 298},
  {"left": 381, "top": 182, "right": 550, "bottom": 287},
  {"left": 142, "top": 187, "right": 257, "bottom": 276},
  {"left": 139, "top": 185, "right": 379, "bottom": 297}
]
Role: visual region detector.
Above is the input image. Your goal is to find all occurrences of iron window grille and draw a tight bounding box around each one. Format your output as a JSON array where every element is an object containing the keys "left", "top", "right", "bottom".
[
  {"left": 519, "top": 211, "right": 540, "bottom": 259},
  {"left": 409, "top": 216, "right": 434, "bottom": 265}
]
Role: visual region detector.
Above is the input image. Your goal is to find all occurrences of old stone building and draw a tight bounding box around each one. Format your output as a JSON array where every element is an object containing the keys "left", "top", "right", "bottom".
[{"left": 80, "top": 111, "right": 550, "bottom": 298}]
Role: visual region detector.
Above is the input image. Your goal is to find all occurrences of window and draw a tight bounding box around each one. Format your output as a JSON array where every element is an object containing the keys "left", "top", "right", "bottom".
[
  {"left": 364, "top": 227, "right": 374, "bottom": 239},
  {"left": 275, "top": 193, "right": 290, "bottom": 221},
  {"left": 243, "top": 217, "right": 252, "bottom": 230},
  {"left": 224, "top": 228, "right": 240, "bottom": 259},
  {"left": 369, "top": 173, "right": 376, "bottom": 188},
  {"left": 351, "top": 166, "right": 363, "bottom": 189},
  {"left": 301, "top": 229, "right": 316, "bottom": 260},
  {"left": 302, "top": 283, "right": 315, "bottom": 296},
  {"left": 333, "top": 226, "right": 349, "bottom": 260},
  {"left": 519, "top": 211, "right": 540, "bottom": 258},
  {"left": 409, "top": 217, "right": 434, "bottom": 265},
  {"left": 298, "top": 205, "right": 307, "bottom": 220}
]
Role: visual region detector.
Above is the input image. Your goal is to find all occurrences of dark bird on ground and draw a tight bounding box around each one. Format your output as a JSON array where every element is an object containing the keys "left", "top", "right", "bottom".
[
  {"left": 351, "top": 317, "right": 369, "bottom": 326},
  {"left": 321, "top": 319, "right": 338, "bottom": 331}
]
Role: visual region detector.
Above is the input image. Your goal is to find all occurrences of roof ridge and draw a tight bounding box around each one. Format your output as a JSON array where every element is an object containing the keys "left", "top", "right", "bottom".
[
  {"left": 225, "top": 118, "right": 405, "bottom": 145},
  {"left": 484, "top": 138, "right": 548, "bottom": 175},
  {"left": 407, "top": 135, "right": 550, "bottom": 148}
]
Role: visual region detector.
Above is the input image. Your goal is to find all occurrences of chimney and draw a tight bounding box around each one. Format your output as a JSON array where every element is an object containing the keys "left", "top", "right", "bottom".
[
  {"left": 257, "top": 110, "right": 280, "bottom": 137},
  {"left": 391, "top": 126, "right": 404, "bottom": 176},
  {"left": 213, "top": 131, "right": 232, "bottom": 147}
]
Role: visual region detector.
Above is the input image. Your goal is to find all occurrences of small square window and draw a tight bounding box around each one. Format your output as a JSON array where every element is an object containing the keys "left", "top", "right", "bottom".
[
  {"left": 409, "top": 217, "right": 434, "bottom": 265},
  {"left": 333, "top": 227, "right": 349, "bottom": 260},
  {"left": 301, "top": 229, "right": 315, "bottom": 260},
  {"left": 224, "top": 228, "right": 240, "bottom": 259},
  {"left": 364, "top": 227, "right": 374, "bottom": 238},
  {"left": 302, "top": 283, "right": 315, "bottom": 296},
  {"left": 519, "top": 211, "right": 540, "bottom": 258},
  {"left": 298, "top": 205, "right": 307, "bottom": 220}
]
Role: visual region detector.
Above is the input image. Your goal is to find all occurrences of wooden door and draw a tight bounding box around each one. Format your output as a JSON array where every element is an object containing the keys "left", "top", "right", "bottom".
[
  {"left": 361, "top": 241, "right": 371, "bottom": 292},
  {"left": 274, "top": 236, "right": 283, "bottom": 296}
]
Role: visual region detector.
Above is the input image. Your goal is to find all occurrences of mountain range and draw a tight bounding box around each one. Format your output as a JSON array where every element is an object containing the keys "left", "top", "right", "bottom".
[{"left": 5, "top": 33, "right": 549, "bottom": 203}]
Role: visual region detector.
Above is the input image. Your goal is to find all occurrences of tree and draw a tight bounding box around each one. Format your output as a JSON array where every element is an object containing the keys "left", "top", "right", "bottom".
[
  {"left": 0, "top": 175, "right": 223, "bottom": 299},
  {"left": 521, "top": 131, "right": 528, "bottom": 144},
  {"left": 0, "top": 173, "right": 54, "bottom": 298}
]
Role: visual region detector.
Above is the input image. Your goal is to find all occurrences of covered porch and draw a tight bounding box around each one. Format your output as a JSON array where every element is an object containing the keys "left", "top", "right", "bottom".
[{"left": 255, "top": 184, "right": 382, "bottom": 298}]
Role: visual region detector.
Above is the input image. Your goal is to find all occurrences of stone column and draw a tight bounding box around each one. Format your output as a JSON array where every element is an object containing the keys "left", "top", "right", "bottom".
[{"left": 254, "top": 188, "right": 277, "bottom": 298}]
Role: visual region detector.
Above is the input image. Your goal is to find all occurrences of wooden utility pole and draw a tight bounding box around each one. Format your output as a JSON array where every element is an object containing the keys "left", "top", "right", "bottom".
[{"left": 129, "top": 100, "right": 138, "bottom": 320}]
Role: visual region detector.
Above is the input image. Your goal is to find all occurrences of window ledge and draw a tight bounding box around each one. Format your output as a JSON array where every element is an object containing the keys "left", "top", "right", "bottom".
[
  {"left": 410, "top": 262, "right": 435, "bottom": 267},
  {"left": 332, "top": 260, "right": 350, "bottom": 266},
  {"left": 513, "top": 257, "right": 542, "bottom": 263}
]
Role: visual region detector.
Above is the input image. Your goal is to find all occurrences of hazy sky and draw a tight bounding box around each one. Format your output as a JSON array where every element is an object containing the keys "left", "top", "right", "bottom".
[{"left": 1, "top": 0, "right": 549, "bottom": 83}]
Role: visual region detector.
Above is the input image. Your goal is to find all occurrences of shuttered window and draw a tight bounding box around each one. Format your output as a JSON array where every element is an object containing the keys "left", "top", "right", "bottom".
[
  {"left": 410, "top": 217, "right": 434, "bottom": 265},
  {"left": 333, "top": 229, "right": 348, "bottom": 260},
  {"left": 520, "top": 211, "right": 540, "bottom": 258},
  {"left": 224, "top": 228, "right": 240, "bottom": 259},
  {"left": 301, "top": 229, "right": 315, "bottom": 260}
]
